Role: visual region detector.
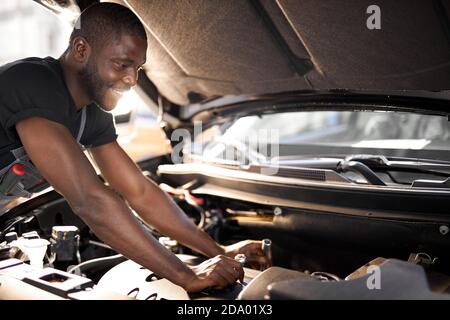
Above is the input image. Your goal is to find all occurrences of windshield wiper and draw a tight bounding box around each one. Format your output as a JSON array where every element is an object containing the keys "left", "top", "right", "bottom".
[
  {"left": 274, "top": 154, "right": 450, "bottom": 188},
  {"left": 342, "top": 154, "right": 450, "bottom": 189},
  {"left": 343, "top": 154, "right": 450, "bottom": 174},
  {"left": 411, "top": 177, "right": 450, "bottom": 189}
]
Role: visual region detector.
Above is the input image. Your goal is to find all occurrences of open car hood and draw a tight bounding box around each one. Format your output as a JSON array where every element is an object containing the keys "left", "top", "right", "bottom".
[
  {"left": 122, "top": 0, "right": 450, "bottom": 105},
  {"left": 36, "top": 0, "right": 450, "bottom": 112}
]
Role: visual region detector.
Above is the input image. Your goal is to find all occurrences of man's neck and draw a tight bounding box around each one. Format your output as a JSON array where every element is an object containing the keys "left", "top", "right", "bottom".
[{"left": 58, "top": 55, "right": 92, "bottom": 111}]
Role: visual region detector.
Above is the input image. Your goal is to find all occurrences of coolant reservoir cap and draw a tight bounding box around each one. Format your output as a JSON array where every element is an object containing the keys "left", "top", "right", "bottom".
[{"left": 51, "top": 226, "right": 79, "bottom": 240}]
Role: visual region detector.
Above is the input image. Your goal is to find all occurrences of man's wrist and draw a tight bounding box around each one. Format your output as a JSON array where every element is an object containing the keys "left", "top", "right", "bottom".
[
  {"left": 203, "top": 240, "right": 226, "bottom": 258},
  {"left": 211, "top": 243, "right": 226, "bottom": 257},
  {"left": 200, "top": 230, "right": 226, "bottom": 258},
  {"left": 174, "top": 267, "right": 198, "bottom": 290}
]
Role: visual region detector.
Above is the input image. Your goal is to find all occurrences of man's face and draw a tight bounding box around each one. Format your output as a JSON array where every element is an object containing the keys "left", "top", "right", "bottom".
[{"left": 80, "top": 33, "right": 147, "bottom": 111}]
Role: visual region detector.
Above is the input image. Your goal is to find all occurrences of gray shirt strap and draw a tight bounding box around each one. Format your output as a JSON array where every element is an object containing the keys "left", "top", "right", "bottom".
[{"left": 76, "top": 107, "right": 87, "bottom": 144}]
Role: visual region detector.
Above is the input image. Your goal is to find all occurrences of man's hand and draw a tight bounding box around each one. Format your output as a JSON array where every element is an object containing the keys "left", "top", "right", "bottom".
[
  {"left": 223, "top": 240, "right": 272, "bottom": 269},
  {"left": 184, "top": 255, "right": 244, "bottom": 292}
]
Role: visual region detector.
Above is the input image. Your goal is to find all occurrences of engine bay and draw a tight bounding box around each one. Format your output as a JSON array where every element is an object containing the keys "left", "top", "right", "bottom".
[{"left": 1, "top": 169, "right": 450, "bottom": 300}]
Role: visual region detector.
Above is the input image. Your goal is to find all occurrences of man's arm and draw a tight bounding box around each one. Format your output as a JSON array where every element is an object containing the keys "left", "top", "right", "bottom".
[
  {"left": 90, "top": 141, "right": 269, "bottom": 267},
  {"left": 89, "top": 141, "right": 225, "bottom": 258},
  {"left": 16, "top": 117, "right": 242, "bottom": 292}
]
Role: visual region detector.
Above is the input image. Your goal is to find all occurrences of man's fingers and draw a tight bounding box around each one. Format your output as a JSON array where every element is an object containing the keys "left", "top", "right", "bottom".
[
  {"left": 238, "top": 267, "right": 244, "bottom": 282},
  {"left": 251, "top": 254, "right": 270, "bottom": 265},
  {"left": 214, "top": 264, "right": 236, "bottom": 285},
  {"left": 241, "top": 242, "right": 265, "bottom": 258},
  {"left": 220, "top": 256, "right": 244, "bottom": 283},
  {"left": 212, "top": 271, "right": 230, "bottom": 288},
  {"left": 198, "top": 255, "right": 245, "bottom": 290}
]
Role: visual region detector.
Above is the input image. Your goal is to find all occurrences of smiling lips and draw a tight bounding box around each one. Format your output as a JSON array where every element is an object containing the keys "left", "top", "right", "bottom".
[{"left": 109, "top": 87, "right": 130, "bottom": 101}]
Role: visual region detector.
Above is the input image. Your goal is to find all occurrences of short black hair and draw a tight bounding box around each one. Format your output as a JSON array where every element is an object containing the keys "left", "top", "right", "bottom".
[{"left": 68, "top": 2, "right": 147, "bottom": 52}]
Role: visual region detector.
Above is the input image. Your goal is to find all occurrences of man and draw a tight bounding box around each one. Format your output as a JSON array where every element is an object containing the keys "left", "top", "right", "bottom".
[{"left": 0, "top": 3, "right": 268, "bottom": 293}]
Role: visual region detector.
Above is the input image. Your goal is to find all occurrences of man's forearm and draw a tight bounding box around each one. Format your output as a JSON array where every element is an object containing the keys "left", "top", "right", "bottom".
[
  {"left": 127, "top": 180, "right": 225, "bottom": 258},
  {"left": 73, "top": 186, "right": 197, "bottom": 287}
]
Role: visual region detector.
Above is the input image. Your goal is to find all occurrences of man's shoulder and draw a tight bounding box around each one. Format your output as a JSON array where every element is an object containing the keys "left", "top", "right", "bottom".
[{"left": 0, "top": 57, "right": 60, "bottom": 85}]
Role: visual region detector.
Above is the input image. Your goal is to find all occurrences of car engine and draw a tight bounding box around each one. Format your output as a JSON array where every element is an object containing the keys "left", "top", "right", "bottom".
[{"left": 1, "top": 174, "right": 450, "bottom": 300}]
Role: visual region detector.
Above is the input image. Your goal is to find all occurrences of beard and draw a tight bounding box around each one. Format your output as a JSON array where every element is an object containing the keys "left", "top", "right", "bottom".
[{"left": 79, "top": 58, "right": 111, "bottom": 110}]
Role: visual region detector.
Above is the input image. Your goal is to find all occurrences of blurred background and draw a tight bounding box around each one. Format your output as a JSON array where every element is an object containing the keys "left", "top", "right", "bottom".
[
  {"left": 0, "top": 0, "right": 169, "bottom": 161},
  {"left": 0, "top": 0, "right": 71, "bottom": 65}
]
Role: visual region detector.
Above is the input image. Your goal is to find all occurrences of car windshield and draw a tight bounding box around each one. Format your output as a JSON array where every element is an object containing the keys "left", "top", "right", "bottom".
[{"left": 187, "top": 110, "right": 450, "bottom": 164}]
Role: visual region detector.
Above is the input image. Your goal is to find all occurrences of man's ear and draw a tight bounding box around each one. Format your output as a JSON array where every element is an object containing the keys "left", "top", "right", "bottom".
[{"left": 71, "top": 36, "right": 91, "bottom": 63}]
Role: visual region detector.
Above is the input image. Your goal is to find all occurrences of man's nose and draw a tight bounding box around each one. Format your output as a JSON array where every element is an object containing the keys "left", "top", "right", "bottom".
[{"left": 122, "top": 69, "right": 138, "bottom": 87}]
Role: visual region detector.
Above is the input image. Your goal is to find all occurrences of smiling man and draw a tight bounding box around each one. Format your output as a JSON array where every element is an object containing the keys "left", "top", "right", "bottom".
[{"left": 0, "top": 3, "right": 267, "bottom": 293}]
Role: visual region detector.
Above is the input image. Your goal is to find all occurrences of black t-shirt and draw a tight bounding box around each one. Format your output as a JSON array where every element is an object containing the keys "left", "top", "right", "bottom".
[{"left": 0, "top": 56, "right": 117, "bottom": 168}]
